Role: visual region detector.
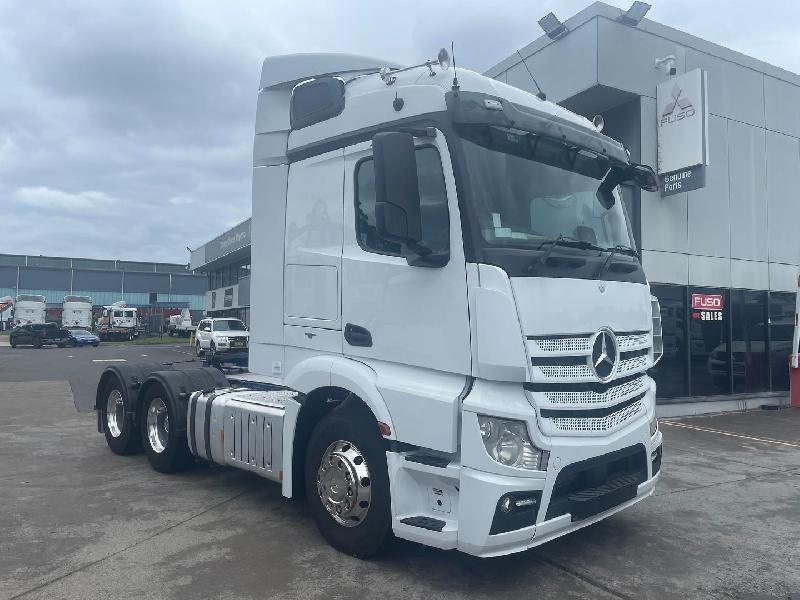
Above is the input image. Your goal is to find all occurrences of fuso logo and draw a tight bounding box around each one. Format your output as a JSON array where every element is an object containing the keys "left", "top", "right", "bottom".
[{"left": 692, "top": 293, "right": 723, "bottom": 311}]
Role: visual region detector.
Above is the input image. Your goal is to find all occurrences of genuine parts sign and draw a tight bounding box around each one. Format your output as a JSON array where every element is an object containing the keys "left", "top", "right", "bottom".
[{"left": 657, "top": 69, "right": 709, "bottom": 182}]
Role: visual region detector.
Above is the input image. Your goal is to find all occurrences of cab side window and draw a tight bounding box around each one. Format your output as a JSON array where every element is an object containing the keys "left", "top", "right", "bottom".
[{"left": 354, "top": 146, "right": 449, "bottom": 257}]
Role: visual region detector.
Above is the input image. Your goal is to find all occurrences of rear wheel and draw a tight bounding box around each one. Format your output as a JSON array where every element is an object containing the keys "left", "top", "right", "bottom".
[
  {"left": 101, "top": 378, "right": 141, "bottom": 455},
  {"left": 141, "top": 386, "right": 192, "bottom": 473},
  {"left": 305, "top": 402, "right": 391, "bottom": 558},
  {"left": 33, "top": 338, "right": 42, "bottom": 349},
  {"left": 70, "top": 339, "right": 78, "bottom": 347},
  {"left": 10, "top": 339, "right": 17, "bottom": 348}
]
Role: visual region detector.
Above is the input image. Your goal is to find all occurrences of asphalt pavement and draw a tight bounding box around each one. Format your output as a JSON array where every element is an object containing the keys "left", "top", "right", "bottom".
[{"left": 1, "top": 345, "right": 799, "bottom": 599}]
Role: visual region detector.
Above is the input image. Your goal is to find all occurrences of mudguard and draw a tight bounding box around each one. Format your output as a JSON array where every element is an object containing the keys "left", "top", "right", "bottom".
[{"left": 138, "top": 368, "right": 229, "bottom": 437}]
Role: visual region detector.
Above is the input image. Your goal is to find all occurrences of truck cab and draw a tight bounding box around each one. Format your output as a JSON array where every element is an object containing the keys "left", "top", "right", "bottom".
[
  {"left": 13, "top": 294, "right": 46, "bottom": 326},
  {"left": 63, "top": 295, "right": 93, "bottom": 328},
  {"left": 91, "top": 52, "right": 663, "bottom": 559}
]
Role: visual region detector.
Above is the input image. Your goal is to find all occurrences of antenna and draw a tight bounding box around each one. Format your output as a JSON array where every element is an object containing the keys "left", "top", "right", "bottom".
[
  {"left": 450, "top": 41, "right": 459, "bottom": 92},
  {"left": 515, "top": 50, "right": 546, "bottom": 101}
]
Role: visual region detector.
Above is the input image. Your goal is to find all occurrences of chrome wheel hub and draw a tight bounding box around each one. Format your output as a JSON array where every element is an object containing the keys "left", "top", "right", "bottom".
[
  {"left": 317, "top": 440, "right": 371, "bottom": 527},
  {"left": 146, "top": 398, "right": 169, "bottom": 454},
  {"left": 106, "top": 390, "right": 124, "bottom": 438}
]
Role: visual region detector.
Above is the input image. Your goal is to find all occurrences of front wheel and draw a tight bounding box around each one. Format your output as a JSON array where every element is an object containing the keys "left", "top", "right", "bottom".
[
  {"left": 195, "top": 340, "right": 203, "bottom": 356},
  {"left": 141, "top": 387, "right": 192, "bottom": 473},
  {"left": 70, "top": 339, "right": 78, "bottom": 348},
  {"left": 33, "top": 338, "right": 43, "bottom": 349},
  {"left": 304, "top": 401, "right": 391, "bottom": 558},
  {"left": 10, "top": 338, "right": 17, "bottom": 348}
]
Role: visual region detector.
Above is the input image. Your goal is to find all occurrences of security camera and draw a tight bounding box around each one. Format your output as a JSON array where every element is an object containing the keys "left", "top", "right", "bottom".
[{"left": 655, "top": 55, "right": 677, "bottom": 76}]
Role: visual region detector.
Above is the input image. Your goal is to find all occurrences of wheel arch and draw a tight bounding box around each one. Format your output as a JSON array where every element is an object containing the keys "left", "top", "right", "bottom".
[{"left": 282, "top": 356, "right": 396, "bottom": 500}]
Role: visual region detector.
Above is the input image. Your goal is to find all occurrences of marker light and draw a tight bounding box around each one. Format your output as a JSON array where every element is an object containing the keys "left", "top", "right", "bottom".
[{"left": 437, "top": 47, "right": 450, "bottom": 71}]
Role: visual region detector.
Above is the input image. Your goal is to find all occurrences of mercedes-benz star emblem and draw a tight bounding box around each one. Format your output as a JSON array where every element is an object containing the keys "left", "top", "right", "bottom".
[{"left": 589, "top": 329, "right": 617, "bottom": 381}]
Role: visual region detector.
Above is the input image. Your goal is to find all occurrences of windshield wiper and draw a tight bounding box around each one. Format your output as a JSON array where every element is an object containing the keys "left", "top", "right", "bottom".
[
  {"left": 530, "top": 234, "right": 602, "bottom": 274},
  {"left": 596, "top": 244, "right": 638, "bottom": 277}
]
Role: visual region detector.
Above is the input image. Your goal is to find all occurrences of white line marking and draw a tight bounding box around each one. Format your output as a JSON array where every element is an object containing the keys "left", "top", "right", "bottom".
[
  {"left": 92, "top": 359, "right": 127, "bottom": 363},
  {"left": 661, "top": 421, "right": 800, "bottom": 448},
  {"left": 67, "top": 355, "right": 74, "bottom": 358},
  {"left": 141, "top": 354, "right": 148, "bottom": 357}
]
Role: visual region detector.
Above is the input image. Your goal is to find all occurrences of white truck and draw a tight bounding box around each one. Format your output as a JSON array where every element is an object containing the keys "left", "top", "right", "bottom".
[
  {"left": 96, "top": 301, "right": 138, "bottom": 341},
  {"left": 90, "top": 51, "right": 663, "bottom": 558},
  {"left": 0, "top": 295, "right": 12, "bottom": 329},
  {"left": 14, "top": 294, "right": 46, "bottom": 326},
  {"left": 167, "top": 308, "right": 197, "bottom": 337},
  {"left": 62, "top": 295, "right": 93, "bottom": 328}
]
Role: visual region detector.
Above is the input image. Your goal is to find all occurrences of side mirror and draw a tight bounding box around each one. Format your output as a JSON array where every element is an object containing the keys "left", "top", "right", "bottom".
[
  {"left": 625, "top": 163, "right": 659, "bottom": 192},
  {"left": 372, "top": 132, "right": 422, "bottom": 244}
]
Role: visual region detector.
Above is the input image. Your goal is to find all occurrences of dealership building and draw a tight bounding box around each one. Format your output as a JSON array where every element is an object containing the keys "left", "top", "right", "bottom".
[
  {"left": 189, "top": 218, "right": 252, "bottom": 325},
  {"left": 190, "top": 2, "right": 800, "bottom": 410},
  {"left": 0, "top": 253, "right": 206, "bottom": 324}
]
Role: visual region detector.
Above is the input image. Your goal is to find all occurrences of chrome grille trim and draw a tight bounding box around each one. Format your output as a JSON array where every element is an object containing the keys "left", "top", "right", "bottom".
[
  {"left": 538, "top": 364, "right": 594, "bottom": 379},
  {"left": 532, "top": 337, "right": 591, "bottom": 354}
]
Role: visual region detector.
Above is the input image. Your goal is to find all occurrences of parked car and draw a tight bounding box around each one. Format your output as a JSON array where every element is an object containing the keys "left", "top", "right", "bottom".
[
  {"left": 195, "top": 318, "right": 249, "bottom": 357},
  {"left": 10, "top": 323, "right": 72, "bottom": 348},
  {"left": 66, "top": 329, "right": 100, "bottom": 347}
]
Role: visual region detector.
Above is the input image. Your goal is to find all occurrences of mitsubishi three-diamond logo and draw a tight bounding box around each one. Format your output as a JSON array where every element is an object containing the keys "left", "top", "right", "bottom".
[
  {"left": 590, "top": 329, "right": 617, "bottom": 382},
  {"left": 661, "top": 84, "right": 696, "bottom": 124}
]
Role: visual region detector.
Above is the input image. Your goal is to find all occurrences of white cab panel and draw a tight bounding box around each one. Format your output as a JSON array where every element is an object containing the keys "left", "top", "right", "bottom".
[
  {"left": 511, "top": 277, "right": 651, "bottom": 336},
  {"left": 284, "top": 149, "right": 344, "bottom": 331}
]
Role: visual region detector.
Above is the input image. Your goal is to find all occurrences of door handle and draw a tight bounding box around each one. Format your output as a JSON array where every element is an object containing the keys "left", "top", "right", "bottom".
[{"left": 344, "top": 323, "right": 373, "bottom": 347}]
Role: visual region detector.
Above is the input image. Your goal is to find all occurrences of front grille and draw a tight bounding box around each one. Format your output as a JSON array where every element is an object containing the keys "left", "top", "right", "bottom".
[
  {"left": 527, "top": 330, "right": 651, "bottom": 383},
  {"left": 543, "top": 375, "right": 647, "bottom": 406},
  {"left": 548, "top": 397, "right": 644, "bottom": 432}
]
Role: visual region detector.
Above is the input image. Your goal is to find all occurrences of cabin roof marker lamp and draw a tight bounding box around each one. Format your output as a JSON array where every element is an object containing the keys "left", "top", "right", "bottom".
[
  {"left": 617, "top": 1, "right": 651, "bottom": 26},
  {"left": 538, "top": 12, "right": 568, "bottom": 40}
]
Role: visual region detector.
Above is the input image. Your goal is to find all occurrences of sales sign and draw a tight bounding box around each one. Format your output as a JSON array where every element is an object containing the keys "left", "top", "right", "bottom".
[{"left": 691, "top": 293, "right": 723, "bottom": 321}]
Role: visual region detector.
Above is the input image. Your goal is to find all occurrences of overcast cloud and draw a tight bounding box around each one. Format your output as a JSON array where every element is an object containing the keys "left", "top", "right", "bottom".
[{"left": 2, "top": 0, "right": 799, "bottom": 263}]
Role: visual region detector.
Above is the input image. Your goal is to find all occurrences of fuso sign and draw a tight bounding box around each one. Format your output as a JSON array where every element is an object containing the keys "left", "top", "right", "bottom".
[{"left": 692, "top": 293, "right": 723, "bottom": 311}]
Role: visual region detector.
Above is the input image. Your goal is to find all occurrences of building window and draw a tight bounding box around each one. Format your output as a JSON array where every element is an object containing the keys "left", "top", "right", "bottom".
[
  {"left": 769, "top": 292, "right": 796, "bottom": 392},
  {"left": 730, "top": 290, "right": 769, "bottom": 394},
  {"left": 689, "top": 287, "right": 730, "bottom": 396},
  {"left": 354, "top": 146, "right": 449, "bottom": 257},
  {"left": 650, "top": 285, "right": 688, "bottom": 399}
]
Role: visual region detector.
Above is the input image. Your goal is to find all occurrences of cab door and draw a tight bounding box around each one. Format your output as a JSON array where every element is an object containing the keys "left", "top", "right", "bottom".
[{"left": 341, "top": 134, "right": 471, "bottom": 375}]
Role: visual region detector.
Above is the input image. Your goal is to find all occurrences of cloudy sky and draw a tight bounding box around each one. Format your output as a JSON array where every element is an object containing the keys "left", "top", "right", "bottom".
[{"left": 2, "top": 0, "right": 799, "bottom": 264}]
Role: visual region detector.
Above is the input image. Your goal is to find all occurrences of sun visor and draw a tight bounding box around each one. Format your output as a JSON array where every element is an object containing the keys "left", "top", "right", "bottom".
[{"left": 445, "top": 91, "right": 628, "bottom": 164}]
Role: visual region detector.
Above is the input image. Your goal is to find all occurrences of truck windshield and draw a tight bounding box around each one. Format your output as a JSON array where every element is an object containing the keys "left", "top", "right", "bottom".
[{"left": 458, "top": 125, "right": 635, "bottom": 252}]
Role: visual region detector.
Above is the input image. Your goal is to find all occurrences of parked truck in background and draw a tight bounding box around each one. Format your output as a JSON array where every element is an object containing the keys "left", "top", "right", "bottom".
[
  {"left": 13, "top": 294, "right": 46, "bottom": 326},
  {"left": 96, "top": 301, "right": 139, "bottom": 341},
  {"left": 0, "top": 295, "right": 12, "bottom": 330},
  {"left": 89, "top": 51, "right": 664, "bottom": 558},
  {"left": 62, "top": 295, "right": 93, "bottom": 329},
  {"left": 166, "top": 308, "right": 197, "bottom": 337}
]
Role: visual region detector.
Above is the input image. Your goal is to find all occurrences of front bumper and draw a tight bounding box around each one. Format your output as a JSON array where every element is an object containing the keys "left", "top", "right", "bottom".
[
  {"left": 457, "top": 456, "right": 660, "bottom": 557},
  {"left": 390, "top": 378, "right": 662, "bottom": 557}
]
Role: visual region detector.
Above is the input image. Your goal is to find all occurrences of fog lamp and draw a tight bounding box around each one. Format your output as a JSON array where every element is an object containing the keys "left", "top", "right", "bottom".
[
  {"left": 478, "top": 416, "right": 548, "bottom": 471},
  {"left": 649, "top": 416, "right": 658, "bottom": 437}
]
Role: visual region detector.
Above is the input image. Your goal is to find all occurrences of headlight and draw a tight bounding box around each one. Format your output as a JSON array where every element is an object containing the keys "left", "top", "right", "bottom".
[
  {"left": 217, "top": 336, "right": 229, "bottom": 343},
  {"left": 478, "top": 416, "right": 549, "bottom": 471},
  {"left": 649, "top": 416, "right": 658, "bottom": 437}
]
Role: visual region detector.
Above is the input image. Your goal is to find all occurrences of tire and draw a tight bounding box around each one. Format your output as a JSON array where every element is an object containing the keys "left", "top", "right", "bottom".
[
  {"left": 100, "top": 377, "right": 142, "bottom": 455},
  {"left": 140, "top": 385, "right": 192, "bottom": 473},
  {"left": 93, "top": 342, "right": 100, "bottom": 347},
  {"left": 304, "top": 401, "right": 391, "bottom": 558},
  {"left": 33, "top": 338, "right": 43, "bottom": 349},
  {"left": 195, "top": 340, "right": 203, "bottom": 356},
  {"left": 70, "top": 339, "right": 78, "bottom": 348},
  {"left": 10, "top": 339, "right": 17, "bottom": 348}
]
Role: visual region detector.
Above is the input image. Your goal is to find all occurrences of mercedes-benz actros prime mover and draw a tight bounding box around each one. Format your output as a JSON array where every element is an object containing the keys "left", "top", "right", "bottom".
[{"left": 89, "top": 51, "right": 664, "bottom": 558}]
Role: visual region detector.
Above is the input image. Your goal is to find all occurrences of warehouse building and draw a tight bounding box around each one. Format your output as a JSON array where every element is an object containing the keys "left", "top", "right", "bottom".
[
  {"left": 0, "top": 253, "right": 206, "bottom": 326},
  {"left": 189, "top": 1, "right": 799, "bottom": 411}
]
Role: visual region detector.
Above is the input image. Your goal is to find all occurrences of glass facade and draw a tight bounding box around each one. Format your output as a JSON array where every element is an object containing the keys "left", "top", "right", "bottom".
[
  {"left": 208, "top": 259, "right": 250, "bottom": 290},
  {"left": 650, "top": 285, "right": 795, "bottom": 401}
]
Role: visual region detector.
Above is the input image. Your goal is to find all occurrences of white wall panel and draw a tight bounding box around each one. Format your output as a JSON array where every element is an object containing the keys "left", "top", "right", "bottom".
[
  {"left": 642, "top": 250, "right": 688, "bottom": 285},
  {"left": 688, "top": 115, "right": 729, "bottom": 257},
  {"left": 765, "top": 131, "right": 800, "bottom": 265},
  {"left": 728, "top": 122, "right": 767, "bottom": 261},
  {"left": 689, "top": 255, "right": 730, "bottom": 288},
  {"left": 730, "top": 259, "right": 768, "bottom": 290}
]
